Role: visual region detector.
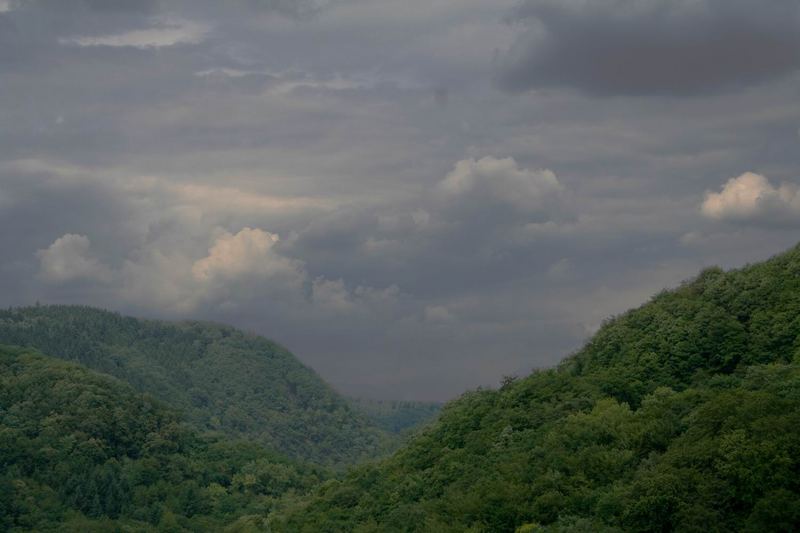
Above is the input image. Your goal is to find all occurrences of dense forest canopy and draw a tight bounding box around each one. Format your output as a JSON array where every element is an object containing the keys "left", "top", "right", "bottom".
[
  {"left": 0, "top": 306, "right": 393, "bottom": 466},
  {"left": 348, "top": 398, "right": 442, "bottom": 434},
  {"left": 0, "top": 346, "right": 328, "bottom": 531},
  {"left": 269, "top": 244, "right": 800, "bottom": 531}
]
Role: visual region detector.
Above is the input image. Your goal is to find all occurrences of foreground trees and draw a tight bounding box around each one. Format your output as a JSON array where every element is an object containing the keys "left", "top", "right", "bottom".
[{"left": 0, "top": 346, "right": 327, "bottom": 531}]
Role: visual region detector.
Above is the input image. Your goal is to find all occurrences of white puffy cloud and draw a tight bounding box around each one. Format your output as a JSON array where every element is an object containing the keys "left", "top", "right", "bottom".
[
  {"left": 439, "top": 156, "right": 564, "bottom": 222},
  {"left": 192, "top": 227, "right": 305, "bottom": 286},
  {"left": 32, "top": 225, "right": 398, "bottom": 317},
  {"left": 701, "top": 172, "right": 800, "bottom": 223},
  {"left": 36, "top": 234, "right": 113, "bottom": 284}
]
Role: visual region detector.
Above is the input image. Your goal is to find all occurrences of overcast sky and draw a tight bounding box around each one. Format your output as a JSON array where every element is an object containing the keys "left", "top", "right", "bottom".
[{"left": 1, "top": 0, "right": 799, "bottom": 400}]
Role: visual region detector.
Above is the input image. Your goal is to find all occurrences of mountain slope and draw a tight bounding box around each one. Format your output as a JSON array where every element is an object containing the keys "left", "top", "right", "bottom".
[
  {"left": 270, "top": 244, "right": 800, "bottom": 532},
  {"left": 0, "top": 306, "right": 385, "bottom": 465},
  {"left": 348, "top": 398, "right": 442, "bottom": 434},
  {"left": 0, "top": 345, "right": 327, "bottom": 531}
]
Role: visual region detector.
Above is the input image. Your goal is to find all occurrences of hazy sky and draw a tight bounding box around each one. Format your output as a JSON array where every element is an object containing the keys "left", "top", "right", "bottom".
[{"left": 1, "top": 0, "right": 799, "bottom": 400}]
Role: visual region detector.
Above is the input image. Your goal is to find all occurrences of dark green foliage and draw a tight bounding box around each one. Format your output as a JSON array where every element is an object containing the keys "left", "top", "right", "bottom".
[
  {"left": 0, "top": 306, "right": 387, "bottom": 465},
  {"left": 0, "top": 345, "right": 328, "bottom": 531},
  {"left": 349, "top": 398, "right": 442, "bottom": 434},
  {"left": 270, "top": 244, "right": 800, "bottom": 531}
]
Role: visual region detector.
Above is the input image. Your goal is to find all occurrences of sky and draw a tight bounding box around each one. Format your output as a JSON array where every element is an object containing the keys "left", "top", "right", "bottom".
[{"left": 1, "top": 0, "right": 799, "bottom": 401}]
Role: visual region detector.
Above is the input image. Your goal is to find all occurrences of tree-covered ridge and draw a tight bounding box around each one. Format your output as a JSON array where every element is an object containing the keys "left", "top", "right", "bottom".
[
  {"left": 567, "top": 247, "right": 800, "bottom": 405},
  {"left": 0, "top": 345, "right": 328, "bottom": 532},
  {"left": 348, "top": 398, "right": 442, "bottom": 434},
  {"left": 0, "top": 306, "right": 386, "bottom": 465},
  {"left": 269, "top": 244, "right": 800, "bottom": 531}
]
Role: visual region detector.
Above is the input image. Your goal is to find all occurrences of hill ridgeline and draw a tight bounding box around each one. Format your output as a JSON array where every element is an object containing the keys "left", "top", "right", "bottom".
[{"left": 0, "top": 305, "right": 387, "bottom": 466}]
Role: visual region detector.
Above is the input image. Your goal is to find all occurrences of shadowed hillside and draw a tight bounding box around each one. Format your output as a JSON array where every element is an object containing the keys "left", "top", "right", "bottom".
[
  {"left": 0, "top": 345, "right": 328, "bottom": 531},
  {"left": 0, "top": 306, "right": 387, "bottom": 466},
  {"left": 349, "top": 398, "right": 442, "bottom": 434}
]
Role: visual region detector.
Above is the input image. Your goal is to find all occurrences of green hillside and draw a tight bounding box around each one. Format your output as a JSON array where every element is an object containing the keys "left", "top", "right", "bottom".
[
  {"left": 349, "top": 398, "right": 442, "bottom": 434},
  {"left": 0, "top": 345, "right": 327, "bottom": 532},
  {"left": 269, "top": 244, "right": 800, "bottom": 532},
  {"left": 0, "top": 306, "right": 385, "bottom": 466}
]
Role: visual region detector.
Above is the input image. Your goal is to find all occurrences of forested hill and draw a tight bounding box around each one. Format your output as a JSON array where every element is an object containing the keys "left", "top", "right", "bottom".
[
  {"left": 0, "top": 305, "right": 386, "bottom": 466},
  {"left": 270, "top": 244, "right": 800, "bottom": 531},
  {"left": 0, "top": 345, "right": 328, "bottom": 531},
  {"left": 348, "top": 398, "right": 442, "bottom": 434}
]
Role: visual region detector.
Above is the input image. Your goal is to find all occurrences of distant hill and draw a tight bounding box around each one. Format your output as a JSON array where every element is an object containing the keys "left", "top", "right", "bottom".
[
  {"left": 0, "top": 305, "right": 386, "bottom": 466},
  {"left": 270, "top": 244, "right": 800, "bottom": 531},
  {"left": 349, "top": 398, "right": 442, "bottom": 434},
  {"left": 0, "top": 345, "right": 327, "bottom": 531}
]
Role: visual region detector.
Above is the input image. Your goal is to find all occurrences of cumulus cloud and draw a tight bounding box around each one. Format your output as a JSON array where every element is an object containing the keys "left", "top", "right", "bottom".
[
  {"left": 438, "top": 156, "right": 564, "bottom": 223},
  {"left": 284, "top": 155, "right": 573, "bottom": 303},
  {"left": 31, "top": 224, "right": 398, "bottom": 318},
  {"left": 36, "top": 234, "right": 113, "bottom": 283},
  {"left": 498, "top": 0, "right": 800, "bottom": 96},
  {"left": 701, "top": 172, "right": 800, "bottom": 224},
  {"left": 192, "top": 228, "right": 305, "bottom": 285},
  {"left": 114, "top": 228, "right": 308, "bottom": 314}
]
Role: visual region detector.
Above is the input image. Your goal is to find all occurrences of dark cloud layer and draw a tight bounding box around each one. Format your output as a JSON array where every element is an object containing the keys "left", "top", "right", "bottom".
[
  {"left": 498, "top": 0, "right": 800, "bottom": 96},
  {"left": 0, "top": 0, "right": 799, "bottom": 400}
]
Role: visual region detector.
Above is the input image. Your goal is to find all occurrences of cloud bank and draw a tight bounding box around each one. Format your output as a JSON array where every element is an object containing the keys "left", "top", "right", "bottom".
[{"left": 498, "top": 0, "right": 800, "bottom": 96}]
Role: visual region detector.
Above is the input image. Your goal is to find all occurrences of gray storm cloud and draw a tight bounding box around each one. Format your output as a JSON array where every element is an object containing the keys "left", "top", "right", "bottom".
[{"left": 498, "top": 0, "right": 800, "bottom": 96}]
